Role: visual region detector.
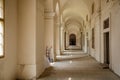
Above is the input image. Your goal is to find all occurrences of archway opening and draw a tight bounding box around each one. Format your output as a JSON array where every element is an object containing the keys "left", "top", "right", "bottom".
[{"left": 69, "top": 34, "right": 76, "bottom": 46}]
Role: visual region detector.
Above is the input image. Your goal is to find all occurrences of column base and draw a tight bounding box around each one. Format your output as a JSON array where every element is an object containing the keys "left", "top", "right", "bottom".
[{"left": 17, "top": 64, "right": 36, "bottom": 79}]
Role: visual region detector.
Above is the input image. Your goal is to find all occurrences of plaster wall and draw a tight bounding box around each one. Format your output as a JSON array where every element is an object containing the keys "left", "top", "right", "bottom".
[
  {"left": 90, "top": 14, "right": 101, "bottom": 62},
  {"left": 110, "top": 1, "right": 120, "bottom": 76},
  {"left": 36, "top": 0, "right": 49, "bottom": 78},
  {"left": 91, "top": 0, "right": 120, "bottom": 76},
  {"left": 44, "top": 0, "right": 56, "bottom": 61},
  {"left": 55, "top": 23, "right": 60, "bottom": 55},
  {"left": 17, "top": 0, "right": 36, "bottom": 79},
  {"left": 0, "top": 0, "right": 18, "bottom": 79},
  {"left": 45, "top": 18, "right": 55, "bottom": 60},
  {"left": 95, "top": 18, "right": 101, "bottom": 62},
  {"left": 90, "top": 0, "right": 100, "bottom": 59}
]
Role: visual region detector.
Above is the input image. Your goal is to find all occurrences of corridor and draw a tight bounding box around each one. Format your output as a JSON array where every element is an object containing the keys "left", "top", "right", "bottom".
[
  {"left": 38, "top": 51, "right": 120, "bottom": 80},
  {"left": 1, "top": 0, "right": 120, "bottom": 79}
]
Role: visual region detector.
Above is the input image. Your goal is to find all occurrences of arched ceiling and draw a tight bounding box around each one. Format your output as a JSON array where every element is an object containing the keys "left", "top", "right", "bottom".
[
  {"left": 66, "top": 24, "right": 81, "bottom": 35},
  {"left": 59, "top": 0, "right": 93, "bottom": 10},
  {"left": 65, "top": 19, "right": 82, "bottom": 35},
  {"left": 58, "top": 0, "right": 94, "bottom": 26}
]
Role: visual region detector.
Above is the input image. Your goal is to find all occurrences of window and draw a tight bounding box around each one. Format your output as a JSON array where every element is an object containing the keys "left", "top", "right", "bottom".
[
  {"left": 92, "top": 3, "right": 94, "bottom": 14},
  {"left": 106, "top": 0, "right": 110, "bottom": 3},
  {"left": 0, "top": 0, "right": 4, "bottom": 58},
  {"left": 86, "top": 15, "right": 88, "bottom": 21},
  {"left": 83, "top": 21, "right": 84, "bottom": 26},
  {"left": 92, "top": 28, "right": 95, "bottom": 49},
  {"left": 104, "top": 18, "right": 109, "bottom": 29}
]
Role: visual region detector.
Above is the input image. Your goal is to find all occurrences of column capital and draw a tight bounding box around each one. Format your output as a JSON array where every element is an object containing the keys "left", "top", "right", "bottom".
[{"left": 44, "top": 11, "right": 55, "bottom": 19}]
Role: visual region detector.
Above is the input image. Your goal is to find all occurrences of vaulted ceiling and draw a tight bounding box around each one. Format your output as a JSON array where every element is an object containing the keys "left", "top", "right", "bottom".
[{"left": 58, "top": 0, "right": 94, "bottom": 27}]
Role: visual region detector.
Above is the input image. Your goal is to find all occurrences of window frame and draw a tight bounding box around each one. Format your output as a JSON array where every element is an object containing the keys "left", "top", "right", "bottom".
[
  {"left": 92, "top": 28, "right": 95, "bottom": 49},
  {"left": 92, "top": 3, "right": 94, "bottom": 14},
  {"left": 86, "top": 15, "right": 88, "bottom": 21},
  {"left": 106, "top": 0, "right": 110, "bottom": 3},
  {"left": 0, "top": 0, "right": 5, "bottom": 58}
]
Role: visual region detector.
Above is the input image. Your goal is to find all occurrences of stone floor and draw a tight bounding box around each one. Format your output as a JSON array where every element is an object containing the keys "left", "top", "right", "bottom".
[{"left": 38, "top": 51, "right": 120, "bottom": 80}]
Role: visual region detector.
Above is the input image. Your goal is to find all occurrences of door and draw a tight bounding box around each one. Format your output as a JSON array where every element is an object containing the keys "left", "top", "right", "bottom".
[{"left": 104, "top": 32, "right": 110, "bottom": 65}]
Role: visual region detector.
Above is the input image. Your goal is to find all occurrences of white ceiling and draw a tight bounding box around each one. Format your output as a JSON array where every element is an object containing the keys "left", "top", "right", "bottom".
[{"left": 59, "top": 0, "right": 94, "bottom": 25}]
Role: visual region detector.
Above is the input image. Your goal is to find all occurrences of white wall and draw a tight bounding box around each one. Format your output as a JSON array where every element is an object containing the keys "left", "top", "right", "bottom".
[
  {"left": 55, "top": 22, "right": 60, "bottom": 55},
  {"left": 17, "top": 0, "right": 36, "bottom": 79},
  {"left": 95, "top": 18, "right": 101, "bottom": 62},
  {"left": 90, "top": 0, "right": 120, "bottom": 77},
  {"left": 36, "top": 0, "right": 48, "bottom": 78},
  {"left": 45, "top": 18, "right": 55, "bottom": 60},
  {"left": 101, "top": 0, "right": 111, "bottom": 64},
  {"left": 90, "top": 0, "right": 100, "bottom": 59},
  {"left": 110, "top": 1, "right": 120, "bottom": 76},
  {"left": 0, "top": 0, "right": 18, "bottom": 80},
  {"left": 18, "top": 0, "right": 50, "bottom": 79}
]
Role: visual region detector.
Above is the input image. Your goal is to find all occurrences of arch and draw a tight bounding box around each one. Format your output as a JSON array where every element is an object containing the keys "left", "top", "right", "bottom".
[
  {"left": 55, "top": 2, "right": 59, "bottom": 16},
  {"left": 55, "top": 2, "right": 60, "bottom": 23},
  {"left": 69, "top": 34, "right": 76, "bottom": 45}
]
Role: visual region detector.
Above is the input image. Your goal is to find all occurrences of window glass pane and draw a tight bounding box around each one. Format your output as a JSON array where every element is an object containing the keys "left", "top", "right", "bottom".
[
  {"left": 104, "top": 18, "right": 109, "bottom": 29},
  {"left": 0, "top": 45, "right": 3, "bottom": 56},
  {"left": 0, "top": 0, "right": 3, "bottom": 57},
  {"left": 0, "top": 34, "right": 3, "bottom": 44},
  {"left": 0, "top": 0, "right": 3, "bottom": 19},
  {"left": 0, "top": 21, "right": 3, "bottom": 33}
]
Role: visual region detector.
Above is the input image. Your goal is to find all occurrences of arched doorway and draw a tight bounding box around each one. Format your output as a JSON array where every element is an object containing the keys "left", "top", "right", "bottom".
[{"left": 69, "top": 34, "right": 76, "bottom": 45}]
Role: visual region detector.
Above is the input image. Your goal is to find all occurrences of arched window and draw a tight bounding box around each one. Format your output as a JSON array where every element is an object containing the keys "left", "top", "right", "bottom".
[{"left": 69, "top": 34, "right": 76, "bottom": 45}]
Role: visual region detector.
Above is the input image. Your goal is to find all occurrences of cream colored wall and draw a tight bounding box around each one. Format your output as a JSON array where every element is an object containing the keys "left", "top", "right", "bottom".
[
  {"left": 17, "top": 0, "right": 36, "bottom": 79},
  {"left": 18, "top": 0, "right": 50, "bottom": 79},
  {"left": 100, "top": 0, "right": 112, "bottom": 64},
  {"left": 45, "top": 19, "right": 55, "bottom": 60},
  {"left": 36, "top": 0, "right": 47, "bottom": 78},
  {"left": 0, "top": 0, "right": 18, "bottom": 80},
  {"left": 111, "top": 2, "right": 120, "bottom": 75},
  {"left": 54, "top": 1, "right": 61, "bottom": 56},
  {"left": 90, "top": 0, "right": 120, "bottom": 76},
  {"left": 100, "top": 0, "right": 120, "bottom": 76},
  {"left": 44, "top": 0, "right": 56, "bottom": 61},
  {"left": 90, "top": 0, "right": 100, "bottom": 59},
  {"left": 109, "top": 0, "right": 120, "bottom": 76},
  {"left": 60, "top": 26, "right": 65, "bottom": 51},
  {"left": 55, "top": 22, "right": 60, "bottom": 55},
  {"left": 95, "top": 18, "right": 101, "bottom": 62}
]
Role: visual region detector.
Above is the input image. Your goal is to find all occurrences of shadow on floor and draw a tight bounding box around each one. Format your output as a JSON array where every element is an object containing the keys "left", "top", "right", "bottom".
[{"left": 38, "top": 67, "right": 55, "bottom": 79}]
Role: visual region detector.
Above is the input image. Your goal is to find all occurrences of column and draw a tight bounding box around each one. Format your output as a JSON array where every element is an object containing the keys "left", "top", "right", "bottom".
[
  {"left": 54, "top": 21, "right": 61, "bottom": 56},
  {"left": 44, "top": 0, "right": 55, "bottom": 61}
]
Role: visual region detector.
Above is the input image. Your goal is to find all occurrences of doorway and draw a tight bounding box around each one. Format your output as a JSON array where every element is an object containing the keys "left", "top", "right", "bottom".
[
  {"left": 104, "top": 32, "right": 110, "bottom": 65},
  {"left": 69, "top": 34, "right": 76, "bottom": 45}
]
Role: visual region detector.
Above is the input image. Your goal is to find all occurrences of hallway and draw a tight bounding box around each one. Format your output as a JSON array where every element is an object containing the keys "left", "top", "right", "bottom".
[
  {"left": 38, "top": 51, "right": 120, "bottom": 80},
  {"left": 1, "top": 0, "right": 120, "bottom": 79}
]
